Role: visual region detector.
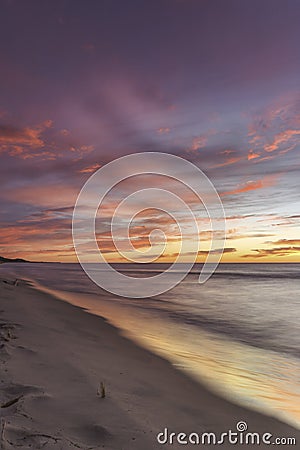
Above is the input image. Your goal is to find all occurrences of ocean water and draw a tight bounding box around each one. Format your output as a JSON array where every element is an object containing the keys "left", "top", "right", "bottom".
[{"left": 1, "top": 262, "right": 300, "bottom": 428}]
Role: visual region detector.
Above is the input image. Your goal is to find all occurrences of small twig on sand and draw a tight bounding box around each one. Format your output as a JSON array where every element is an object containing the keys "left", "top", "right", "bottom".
[
  {"left": 97, "top": 381, "right": 106, "bottom": 398},
  {"left": 0, "top": 419, "right": 5, "bottom": 449},
  {"left": 1, "top": 395, "right": 23, "bottom": 409}
]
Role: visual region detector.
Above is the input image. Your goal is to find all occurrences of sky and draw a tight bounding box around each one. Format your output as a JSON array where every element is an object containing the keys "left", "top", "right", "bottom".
[{"left": 0, "top": 0, "right": 300, "bottom": 263}]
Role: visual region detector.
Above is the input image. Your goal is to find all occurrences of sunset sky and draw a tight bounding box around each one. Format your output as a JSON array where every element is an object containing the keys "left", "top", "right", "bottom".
[{"left": 0, "top": 0, "right": 299, "bottom": 263}]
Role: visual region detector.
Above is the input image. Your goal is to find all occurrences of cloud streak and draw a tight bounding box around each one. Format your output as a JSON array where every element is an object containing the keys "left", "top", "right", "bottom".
[{"left": 221, "top": 175, "right": 277, "bottom": 197}]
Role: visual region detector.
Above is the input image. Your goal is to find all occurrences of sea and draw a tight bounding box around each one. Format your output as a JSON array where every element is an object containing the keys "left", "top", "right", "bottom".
[{"left": 1, "top": 262, "right": 300, "bottom": 428}]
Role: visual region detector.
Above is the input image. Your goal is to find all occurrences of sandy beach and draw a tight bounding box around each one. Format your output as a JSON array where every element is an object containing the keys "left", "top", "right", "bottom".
[{"left": 0, "top": 276, "right": 299, "bottom": 450}]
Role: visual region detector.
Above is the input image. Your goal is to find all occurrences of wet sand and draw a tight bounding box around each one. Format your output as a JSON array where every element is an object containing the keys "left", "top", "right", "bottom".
[{"left": 0, "top": 276, "right": 299, "bottom": 449}]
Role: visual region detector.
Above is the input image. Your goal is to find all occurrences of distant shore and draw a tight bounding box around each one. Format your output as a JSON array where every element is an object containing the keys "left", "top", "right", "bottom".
[{"left": 0, "top": 276, "right": 299, "bottom": 449}]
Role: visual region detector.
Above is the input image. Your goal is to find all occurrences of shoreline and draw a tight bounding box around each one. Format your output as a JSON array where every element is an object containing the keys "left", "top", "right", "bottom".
[
  {"left": 26, "top": 274, "right": 300, "bottom": 430},
  {"left": 1, "top": 276, "right": 299, "bottom": 449}
]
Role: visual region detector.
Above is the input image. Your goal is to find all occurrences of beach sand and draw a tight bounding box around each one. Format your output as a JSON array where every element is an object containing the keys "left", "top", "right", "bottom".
[{"left": 0, "top": 276, "right": 299, "bottom": 449}]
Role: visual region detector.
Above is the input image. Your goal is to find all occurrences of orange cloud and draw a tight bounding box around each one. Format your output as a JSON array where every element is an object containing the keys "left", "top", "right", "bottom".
[
  {"left": 2, "top": 184, "right": 78, "bottom": 207},
  {"left": 0, "top": 120, "right": 53, "bottom": 159},
  {"left": 246, "top": 94, "right": 300, "bottom": 164},
  {"left": 210, "top": 156, "right": 242, "bottom": 169},
  {"left": 221, "top": 175, "right": 276, "bottom": 197},
  {"left": 264, "top": 129, "right": 300, "bottom": 152},
  {"left": 78, "top": 163, "right": 101, "bottom": 173},
  {"left": 180, "top": 248, "right": 237, "bottom": 258},
  {"left": 200, "top": 247, "right": 236, "bottom": 255},
  {"left": 186, "top": 129, "right": 219, "bottom": 153},
  {"left": 69, "top": 144, "right": 94, "bottom": 154},
  {"left": 188, "top": 134, "right": 212, "bottom": 152},
  {"left": 0, "top": 120, "right": 51, "bottom": 147},
  {"left": 0, "top": 218, "right": 74, "bottom": 262},
  {"left": 243, "top": 246, "right": 300, "bottom": 258},
  {"left": 271, "top": 239, "right": 300, "bottom": 246},
  {"left": 188, "top": 136, "right": 208, "bottom": 151},
  {"left": 247, "top": 150, "right": 260, "bottom": 160},
  {"left": 157, "top": 127, "right": 171, "bottom": 134},
  {"left": 0, "top": 120, "right": 95, "bottom": 160},
  {"left": 220, "top": 149, "right": 235, "bottom": 156}
]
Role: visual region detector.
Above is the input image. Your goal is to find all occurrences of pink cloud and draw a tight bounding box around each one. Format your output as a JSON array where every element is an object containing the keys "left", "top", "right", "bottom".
[
  {"left": 78, "top": 163, "right": 101, "bottom": 173},
  {"left": 157, "top": 127, "right": 171, "bottom": 134},
  {"left": 221, "top": 175, "right": 277, "bottom": 197},
  {"left": 210, "top": 156, "right": 243, "bottom": 169},
  {"left": 0, "top": 120, "right": 53, "bottom": 159},
  {"left": 264, "top": 129, "right": 300, "bottom": 152},
  {"left": 247, "top": 150, "right": 260, "bottom": 160},
  {"left": 246, "top": 94, "right": 300, "bottom": 162}
]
